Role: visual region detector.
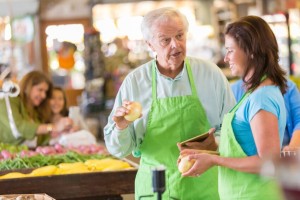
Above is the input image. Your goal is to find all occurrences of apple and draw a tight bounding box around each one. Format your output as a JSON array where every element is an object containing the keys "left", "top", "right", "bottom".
[
  {"left": 178, "top": 156, "right": 195, "bottom": 173},
  {"left": 124, "top": 102, "right": 142, "bottom": 121}
]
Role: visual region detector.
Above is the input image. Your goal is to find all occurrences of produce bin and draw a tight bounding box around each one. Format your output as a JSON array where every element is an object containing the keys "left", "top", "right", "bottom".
[
  {"left": 0, "top": 170, "right": 137, "bottom": 200},
  {"left": 0, "top": 159, "right": 138, "bottom": 200}
]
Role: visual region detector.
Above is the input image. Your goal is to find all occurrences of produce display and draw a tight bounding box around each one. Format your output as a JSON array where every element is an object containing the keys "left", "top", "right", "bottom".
[
  {"left": 0, "top": 158, "right": 133, "bottom": 179},
  {"left": 0, "top": 143, "right": 28, "bottom": 159},
  {"left": 0, "top": 151, "right": 107, "bottom": 170},
  {"left": 0, "top": 143, "right": 107, "bottom": 161},
  {"left": 0, "top": 143, "right": 135, "bottom": 180}
]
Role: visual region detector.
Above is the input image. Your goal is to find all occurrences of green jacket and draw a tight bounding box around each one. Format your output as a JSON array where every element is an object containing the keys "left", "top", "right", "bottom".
[{"left": 0, "top": 97, "right": 39, "bottom": 145}]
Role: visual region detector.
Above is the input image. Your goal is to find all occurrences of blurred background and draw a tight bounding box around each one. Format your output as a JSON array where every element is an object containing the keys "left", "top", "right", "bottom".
[{"left": 1, "top": 0, "right": 300, "bottom": 139}]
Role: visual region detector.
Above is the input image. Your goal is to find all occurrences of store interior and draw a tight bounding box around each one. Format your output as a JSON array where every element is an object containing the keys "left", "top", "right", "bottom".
[
  {"left": 1, "top": 1, "right": 300, "bottom": 104},
  {"left": 1, "top": 0, "right": 300, "bottom": 199}
]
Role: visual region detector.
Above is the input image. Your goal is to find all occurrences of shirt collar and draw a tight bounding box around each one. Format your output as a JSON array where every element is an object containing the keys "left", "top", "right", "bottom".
[{"left": 155, "top": 62, "right": 186, "bottom": 81}]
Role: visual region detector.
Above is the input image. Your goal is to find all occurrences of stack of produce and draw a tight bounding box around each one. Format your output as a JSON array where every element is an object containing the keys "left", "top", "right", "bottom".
[
  {"left": 0, "top": 143, "right": 134, "bottom": 180},
  {"left": 0, "top": 143, "right": 107, "bottom": 161}
]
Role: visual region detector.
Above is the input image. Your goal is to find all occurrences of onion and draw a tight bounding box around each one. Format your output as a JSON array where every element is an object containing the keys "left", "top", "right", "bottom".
[
  {"left": 124, "top": 102, "right": 142, "bottom": 121},
  {"left": 178, "top": 156, "right": 195, "bottom": 173}
]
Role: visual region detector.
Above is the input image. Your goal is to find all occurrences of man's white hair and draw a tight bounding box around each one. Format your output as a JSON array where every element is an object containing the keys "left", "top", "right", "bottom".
[{"left": 141, "top": 7, "right": 189, "bottom": 41}]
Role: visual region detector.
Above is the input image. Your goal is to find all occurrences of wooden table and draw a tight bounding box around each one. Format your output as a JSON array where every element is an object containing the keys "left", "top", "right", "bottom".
[{"left": 0, "top": 169, "right": 137, "bottom": 200}]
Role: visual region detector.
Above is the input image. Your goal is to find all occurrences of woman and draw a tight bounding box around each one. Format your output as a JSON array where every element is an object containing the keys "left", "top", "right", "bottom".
[
  {"left": 180, "top": 16, "right": 287, "bottom": 200},
  {"left": 0, "top": 71, "right": 73, "bottom": 146}
]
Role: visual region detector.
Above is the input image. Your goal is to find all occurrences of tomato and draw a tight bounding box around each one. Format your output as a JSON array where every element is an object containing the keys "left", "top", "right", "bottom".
[{"left": 124, "top": 102, "right": 142, "bottom": 121}]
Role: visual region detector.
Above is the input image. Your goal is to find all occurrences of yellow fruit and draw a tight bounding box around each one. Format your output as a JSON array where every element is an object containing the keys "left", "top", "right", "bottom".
[
  {"left": 178, "top": 156, "right": 195, "bottom": 173},
  {"left": 102, "top": 160, "right": 131, "bottom": 171},
  {"left": 85, "top": 158, "right": 131, "bottom": 171},
  {"left": 29, "top": 165, "right": 58, "bottom": 177},
  {"left": 56, "top": 162, "right": 90, "bottom": 175},
  {"left": 58, "top": 162, "right": 85, "bottom": 170},
  {"left": 56, "top": 167, "right": 90, "bottom": 175},
  {"left": 124, "top": 102, "right": 142, "bottom": 121},
  {"left": 0, "top": 172, "right": 27, "bottom": 179}
]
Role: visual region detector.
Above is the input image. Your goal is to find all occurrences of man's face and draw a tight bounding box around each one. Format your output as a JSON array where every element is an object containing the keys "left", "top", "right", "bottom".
[{"left": 147, "top": 16, "right": 187, "bottom": 69}]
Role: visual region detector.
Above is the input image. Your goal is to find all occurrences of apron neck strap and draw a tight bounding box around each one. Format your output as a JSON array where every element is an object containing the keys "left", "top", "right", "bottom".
[
  {"left": 151, "top": 61, "right": 157, "bottom": 99},
  {"left": 185, "top": 58, "right": 198, "bottom": 97},
  {"left": 151, "top": 58, "right": 197, "bottom": 99}
]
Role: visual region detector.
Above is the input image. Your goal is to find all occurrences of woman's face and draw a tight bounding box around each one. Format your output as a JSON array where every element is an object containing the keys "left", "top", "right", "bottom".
[
  {"left": 29, "top": 81, "right": 49, "bottom": 107},
  {"left": 147, "top": 16, "right": 186, "bottom": 69},
  {"left": 224, "top": 35, "right": 248, "bottom": 77},
  {"left": 50, "top": 89, "right": 65, "bottom": 115}
]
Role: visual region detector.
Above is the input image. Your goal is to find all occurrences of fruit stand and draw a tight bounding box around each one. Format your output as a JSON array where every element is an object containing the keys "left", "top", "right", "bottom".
[{"left": 0, "top": 144, "right": 138, "bottom": 200}]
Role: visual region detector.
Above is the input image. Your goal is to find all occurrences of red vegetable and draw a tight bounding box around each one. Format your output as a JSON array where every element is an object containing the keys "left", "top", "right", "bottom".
[{"left": 1, "top": 150, "right": 12, "bottom": 159}]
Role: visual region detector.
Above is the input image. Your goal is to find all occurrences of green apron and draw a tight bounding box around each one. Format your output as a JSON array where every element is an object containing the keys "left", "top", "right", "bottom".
[
  {"left": 218, "top": 92, "right": 284, "bottom": 200},
  {"left": 135, "top": 59, "right": 219, "bottom": 200}
]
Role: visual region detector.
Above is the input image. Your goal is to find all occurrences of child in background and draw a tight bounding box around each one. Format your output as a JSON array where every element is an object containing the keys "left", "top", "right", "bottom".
[
  {"left": 49, "top": 86, "right": 95, "bottom": 146},
  {"left": 50, "top": 87, "right": 69, "bottom": 124}
]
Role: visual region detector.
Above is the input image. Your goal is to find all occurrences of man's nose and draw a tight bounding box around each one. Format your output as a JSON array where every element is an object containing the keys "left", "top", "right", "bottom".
[
  {"left": 224, "top": 54, "right": 228, "bottom": 62},
  {"left": 170, "top": 38, "right": 179, "bottom": 48}
]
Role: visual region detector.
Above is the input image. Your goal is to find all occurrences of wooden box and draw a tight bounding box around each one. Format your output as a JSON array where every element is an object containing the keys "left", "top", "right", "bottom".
[{"left": 0, "top": 169, "right": 137, "bottom": 200}]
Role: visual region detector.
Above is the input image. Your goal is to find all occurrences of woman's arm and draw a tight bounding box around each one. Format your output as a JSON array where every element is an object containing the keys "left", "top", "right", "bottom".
[
  {"left": 181, "top": 110, "right": 281, "bottom": 176},
  {"left": 36, "top": 117, "right": 74, "bottom": 136},
  {"left": 251, "top": 110, "right": 281, "bottom": 157}
]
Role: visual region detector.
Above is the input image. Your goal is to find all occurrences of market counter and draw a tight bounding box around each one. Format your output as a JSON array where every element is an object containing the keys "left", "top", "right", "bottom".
[{"left": 0, "top": 169, "right": 137, "bottom": 200}]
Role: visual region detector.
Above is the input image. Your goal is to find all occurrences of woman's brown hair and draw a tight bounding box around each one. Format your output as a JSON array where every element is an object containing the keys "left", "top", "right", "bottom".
[
  {"left": 19, "top": 70, "right": 53, "bottom": 123},
  {"left": 225, "top": 15, "right": 287, "bottom": 93}
]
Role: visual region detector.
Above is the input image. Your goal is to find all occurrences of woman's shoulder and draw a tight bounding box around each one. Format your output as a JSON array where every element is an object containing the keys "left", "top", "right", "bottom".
[
  {"left": 248, "top": 86, "right": 284, "bottom": 111},
  {"left": 251, "top": 85, "right": 282, "bottom": 98},
  {"left": 245, "top": 86, "right": 285, "bottom": 120}
]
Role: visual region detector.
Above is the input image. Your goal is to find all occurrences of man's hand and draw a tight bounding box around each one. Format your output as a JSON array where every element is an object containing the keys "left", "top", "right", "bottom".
[{"left": 113, "top": 100, "right": 142, "bottom": 130}]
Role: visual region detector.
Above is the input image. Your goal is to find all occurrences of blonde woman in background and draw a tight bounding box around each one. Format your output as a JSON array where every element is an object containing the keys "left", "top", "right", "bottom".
[{"left": 0, "top": 71, "right": 73, "bottom": 146}]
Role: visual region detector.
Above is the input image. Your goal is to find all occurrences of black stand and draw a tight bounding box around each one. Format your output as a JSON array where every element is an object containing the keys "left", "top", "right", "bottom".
[
  {"left": 139, "top": 167, "right": 178, "bottom": 200},
  {"left": 139, "top": 167, "right": 165, "bottom": 200}
]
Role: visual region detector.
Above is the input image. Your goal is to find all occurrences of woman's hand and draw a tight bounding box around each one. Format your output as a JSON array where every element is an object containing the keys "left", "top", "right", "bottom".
[
  {"left": 112, "top": 100, "right": 142, "bottom": 130},
  {"left": 180, "top": 152, "right": 216, "bottom": 177},
  {"left": 70, "top": 125, "right": 81, "bottom": 132},
  {"left": 54, "top": 117, "right": 74, "bottom": 133}
]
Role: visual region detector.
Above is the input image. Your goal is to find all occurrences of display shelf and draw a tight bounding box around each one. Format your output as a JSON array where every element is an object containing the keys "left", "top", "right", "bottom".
[{"left": 0, "top": 169, "right": 137, "bottom": 200}]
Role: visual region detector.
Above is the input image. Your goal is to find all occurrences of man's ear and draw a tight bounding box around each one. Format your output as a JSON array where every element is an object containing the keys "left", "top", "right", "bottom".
[{"left": 146, "top": 40, "right": 155, "bottom": 52}]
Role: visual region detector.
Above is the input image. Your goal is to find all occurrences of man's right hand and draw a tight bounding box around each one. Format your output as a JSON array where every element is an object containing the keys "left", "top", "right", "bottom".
[{"left": 113, "top": 100, "right": 140, "bottom": 130}]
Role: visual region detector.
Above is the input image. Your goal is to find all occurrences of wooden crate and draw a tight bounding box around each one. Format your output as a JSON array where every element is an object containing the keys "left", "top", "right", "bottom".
[{"left": 0, "top": 169, "right": 137, "bottom": 200}]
